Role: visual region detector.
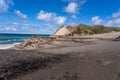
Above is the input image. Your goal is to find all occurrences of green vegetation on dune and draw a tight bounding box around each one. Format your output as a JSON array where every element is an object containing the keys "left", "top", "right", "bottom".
[
  {"left": 90, "top": 25, "right": 113, "bottom": 34},
  {"left": 66, "top": 24, "right": 120, "bottom": 36}
]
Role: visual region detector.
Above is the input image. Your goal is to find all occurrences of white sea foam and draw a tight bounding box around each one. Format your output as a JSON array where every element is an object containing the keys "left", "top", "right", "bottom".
[{"left": 0, "top": 43, "right": 21, "bottom": 49}]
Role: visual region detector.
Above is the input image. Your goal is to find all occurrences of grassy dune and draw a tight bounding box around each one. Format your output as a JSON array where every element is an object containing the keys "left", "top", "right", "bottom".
[{"left": 66, "top": 24, "right": 120, "bottom": 36}]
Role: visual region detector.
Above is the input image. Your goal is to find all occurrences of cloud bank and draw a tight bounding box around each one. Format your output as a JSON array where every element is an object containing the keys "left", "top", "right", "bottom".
[
  {"left": 91, "top": 9, "right": 120, "bottom": 27},
  {"left": 37, "top": 10, "right": 67, "bottom": 25},
  {"left": 0, "top": 0, "right": 13, "bottom": 13}
]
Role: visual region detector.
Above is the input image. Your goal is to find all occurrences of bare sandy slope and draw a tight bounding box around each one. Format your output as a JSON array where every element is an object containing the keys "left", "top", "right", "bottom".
[
  {"left": 14, "top": 40, "right": 120, "bottom": 80},
  {"left": 52, "top": 27, "right": 70, "bottom": 36}
]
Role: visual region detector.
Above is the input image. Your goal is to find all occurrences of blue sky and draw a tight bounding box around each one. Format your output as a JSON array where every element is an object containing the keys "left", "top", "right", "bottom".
[{"left": 0, "top": 0, "right": 120, "bottom": 34}]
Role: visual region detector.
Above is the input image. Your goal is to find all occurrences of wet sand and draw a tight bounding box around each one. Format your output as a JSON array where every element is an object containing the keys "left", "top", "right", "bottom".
[{"left": 0, "top": 50, "right": 66, "bottom": 80}]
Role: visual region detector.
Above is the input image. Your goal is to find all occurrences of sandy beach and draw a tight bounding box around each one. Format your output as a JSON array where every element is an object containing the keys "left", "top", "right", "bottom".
[{"left": 0, "top": 32, "right": 120, "bottom": 80}]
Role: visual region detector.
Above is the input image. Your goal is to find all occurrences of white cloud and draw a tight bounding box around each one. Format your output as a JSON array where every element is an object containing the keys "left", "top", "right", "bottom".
[
  {"left": 37, "top": 10, "right": 55, "bottom": 22},
  {"left": 64, "top": 0, "right": 87, "bottom": 19},
  {"left": 0, "top": 22, "right": 20, "bottom": 31},
  {"left": 0, "top": 27, "right": 17, "bottom": 31},
  {"left": 114, "top": 18, "right": 120, "bottom": 24},
  {"left": 112, "top": 10, "right": 120, "bottom": 18},
  {"left": 15, "top": 10, "right": 27, "bottom": 20},
  {"left": 0, "top": 22, "right": 54, "bottom": 33},
  {"left": 24, "top": 23, "right": 29, "bottom": 26},
  {"left": 91, "top": 16, "right": 103, "bottom": 25},
  {"left": 54, "top": 16, "right": 67, "bottom": 25},
  {"left": 0, "top": 22, "right": 41, "bottom": 32},
  {"left": 105, "top": 20, "right": 114, "bottom": 26},
  {"left": 65, "top": 2, "right": 78, "bottom": 14},
  {"left": 105, "top": 19, "right": 120, "bottom": 27},
  {"left": 0, "top": 0, "right": 13, "bottom": 13},
  {"left": 67, "top": 22, "right": 77, "bottom": 26},
  {"left": 71, "top": 15, "right": 76, "bottom": 19},
  {"left": 105, "top": 9, "right": 120, "bottom": 26},
  {"left": 43, "top": 23, "right": 56, "bottom": 30},
  {"left": 37, "top": 10, "right": 67, "bottom": 25},
  {"left": 78, "top": 0, "right": 87, "bottom": 5},
  {"left": 63, "top": 0, "right": 87, "bottom": 5},
  {"left": 13, "top": 22, "right": 19, "bottom": 25},
  {"left": 106, "top": 9, "right": 120, "bottom": 26},
  {"left": 28, "top": 24, "right": 40, "bottom": 30},
  {"left": 91, "top": 16, "right": 120, "bottom": 27}
]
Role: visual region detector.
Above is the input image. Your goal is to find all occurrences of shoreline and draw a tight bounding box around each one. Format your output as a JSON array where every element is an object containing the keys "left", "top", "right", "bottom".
[
  {"left": 0, "top": 43, "right": 20, "bottom": 49},
  {"left": 0, "top": 32, "right": 120, "bottom": 50}
]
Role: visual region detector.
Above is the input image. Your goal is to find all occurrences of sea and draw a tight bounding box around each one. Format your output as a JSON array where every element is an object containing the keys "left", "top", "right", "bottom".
[{"left": 0, "top": 33, "right": 50, "bottom": 45}]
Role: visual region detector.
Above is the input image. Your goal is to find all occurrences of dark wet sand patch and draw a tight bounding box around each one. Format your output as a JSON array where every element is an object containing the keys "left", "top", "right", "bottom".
[{"left": 0, "top": 50, "right": 67, "bottom": 80}]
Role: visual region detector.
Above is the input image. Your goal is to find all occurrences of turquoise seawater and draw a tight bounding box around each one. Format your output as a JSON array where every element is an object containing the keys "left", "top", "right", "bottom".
[{"left": 0, "top": 34, "right": 50, "bottom": 45}]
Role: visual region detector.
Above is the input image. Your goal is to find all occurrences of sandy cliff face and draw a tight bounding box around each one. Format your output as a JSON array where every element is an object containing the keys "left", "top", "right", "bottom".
[
  {"left": 51, "top": 26, "right": 94, "bottom": 37},
  {"left": 52, "top": 27, "right": 70, "bottom": 36}
]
